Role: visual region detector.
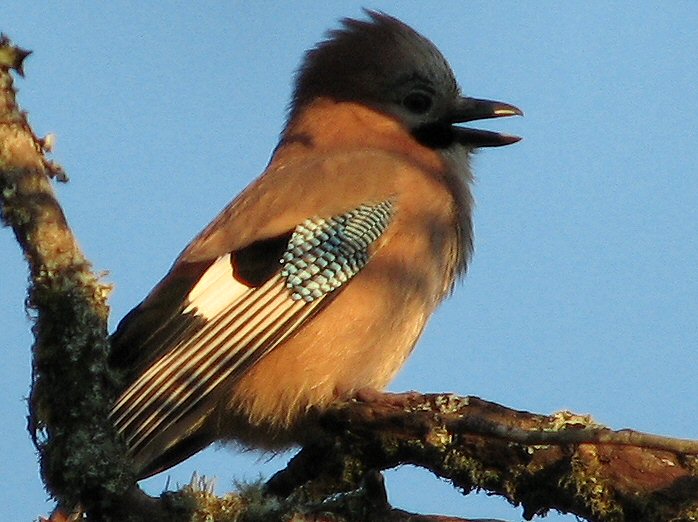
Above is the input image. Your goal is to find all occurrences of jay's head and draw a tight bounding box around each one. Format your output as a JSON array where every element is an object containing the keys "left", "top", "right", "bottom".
[{"left": 289, "top": 10, "right": 521, "bottom": 150}]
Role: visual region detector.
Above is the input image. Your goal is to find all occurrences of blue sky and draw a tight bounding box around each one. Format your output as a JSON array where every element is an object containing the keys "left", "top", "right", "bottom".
[{"left": 2, "top": 3, "right": 697, "bottom": 521}]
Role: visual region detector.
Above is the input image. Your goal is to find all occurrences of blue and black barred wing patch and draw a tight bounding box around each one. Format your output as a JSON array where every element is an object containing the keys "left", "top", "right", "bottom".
[
  {"left": 282, "top": 200, "right": 394, "bottom": 301},
  {"left": 110, "top": 200, "right": 395, "bottom": 468}
]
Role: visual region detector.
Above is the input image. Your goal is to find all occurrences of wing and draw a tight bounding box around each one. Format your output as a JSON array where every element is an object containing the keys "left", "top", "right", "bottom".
[{"left": 109, "top": 199, "right": 395, "bottom": 473}]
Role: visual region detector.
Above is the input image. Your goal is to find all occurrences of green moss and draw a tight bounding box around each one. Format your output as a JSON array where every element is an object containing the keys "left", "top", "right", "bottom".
[
  {"left": 442, "top": 450, "right": 498, "bottom": 492},
  {"left": 28, "top": 270, "right": 134, "bottom": 513},
  {"left": 1, "top": 178, "right": 32, "bottom": 226},
  {"left": 561, "top": 453, "right": 624, "bottom": 522}
]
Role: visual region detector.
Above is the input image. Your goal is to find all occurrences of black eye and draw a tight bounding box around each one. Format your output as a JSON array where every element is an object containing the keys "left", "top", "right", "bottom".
[{"left": 402, "top": 92, "right": 433, "bottom": 114}]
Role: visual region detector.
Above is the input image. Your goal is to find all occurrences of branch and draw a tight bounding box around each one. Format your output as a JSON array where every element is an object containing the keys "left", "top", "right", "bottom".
[
  {"left": 0, "top": 35, "right": 135, "bottom": 516},
  {"left": 268, "top": 393, "right": 698, "bottom": 521}
]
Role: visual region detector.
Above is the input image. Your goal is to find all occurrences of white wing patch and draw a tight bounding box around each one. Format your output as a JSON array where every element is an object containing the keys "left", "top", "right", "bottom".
[{"left": 183, "top": 253, "right": 250, "bottom": 319}]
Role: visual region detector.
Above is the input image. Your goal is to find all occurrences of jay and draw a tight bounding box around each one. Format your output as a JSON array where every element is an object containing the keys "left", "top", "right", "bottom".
[{"left": 109, "top": 10, "right": 522, "bottom": 478}]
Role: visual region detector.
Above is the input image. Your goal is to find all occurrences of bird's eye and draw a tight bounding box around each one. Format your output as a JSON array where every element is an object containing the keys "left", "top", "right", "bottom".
[{"left": 402, "top": 92, "right": 433, "bottom": 114}]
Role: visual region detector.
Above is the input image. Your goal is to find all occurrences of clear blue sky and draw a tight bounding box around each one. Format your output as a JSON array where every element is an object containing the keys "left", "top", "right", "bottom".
[{"left": 2, "top": 3, "right": 697, "bottom": 520}]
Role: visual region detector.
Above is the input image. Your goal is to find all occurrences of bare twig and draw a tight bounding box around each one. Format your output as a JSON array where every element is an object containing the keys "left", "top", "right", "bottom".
[{"left": 447, "top": 411, "right": 698, "bottom": 454}]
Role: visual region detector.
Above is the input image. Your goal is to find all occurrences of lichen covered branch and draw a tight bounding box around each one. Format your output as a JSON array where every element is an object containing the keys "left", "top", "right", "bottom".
[
  {"left": 283, "top": 394, "right": 698, "bottom": 521},
  {"left": 0, "top": 35, "right": 134, "bottom": 515}
]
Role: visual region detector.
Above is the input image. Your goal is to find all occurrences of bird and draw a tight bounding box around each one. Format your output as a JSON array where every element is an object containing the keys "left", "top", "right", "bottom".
[{"left": 108, "top": 10, "right": 522, "bottom": 479}]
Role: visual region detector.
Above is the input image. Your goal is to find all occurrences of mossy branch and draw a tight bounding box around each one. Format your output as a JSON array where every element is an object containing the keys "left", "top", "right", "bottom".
[
  {"left": 0, "top": 34, "right": 134, "bottom": 516},
  {"left": 3, "top": 35, "right": 698, "bottom": 522},
  {"left": 298, "top": 394, "right": 698, "bottom": 521}
]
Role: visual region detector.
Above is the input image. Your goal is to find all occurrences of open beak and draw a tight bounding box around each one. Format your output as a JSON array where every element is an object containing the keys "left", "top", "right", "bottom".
[{"left": 450, "top": 96, "right": 523, "bottom": 147}]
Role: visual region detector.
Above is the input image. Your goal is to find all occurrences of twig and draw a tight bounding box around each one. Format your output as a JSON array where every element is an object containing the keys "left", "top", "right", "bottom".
[{"left": 446, "top": 407, "right": 698, "bottom": 454}]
